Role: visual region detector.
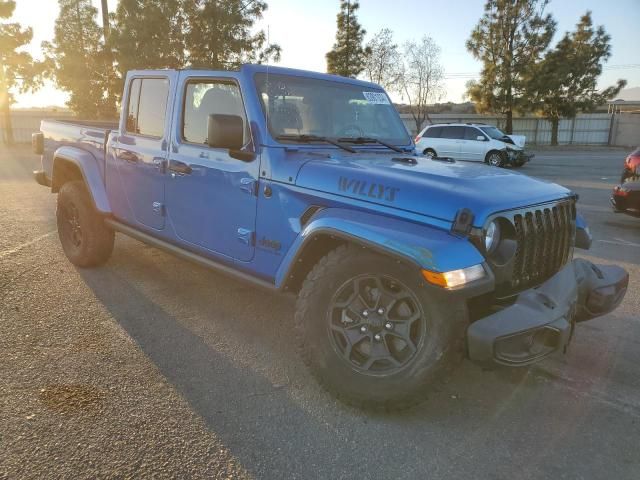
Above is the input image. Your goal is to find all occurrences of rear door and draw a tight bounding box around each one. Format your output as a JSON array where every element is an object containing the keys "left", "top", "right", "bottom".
[
  {"left": 109, "top": 73, "right": 176, "bottom": 231},
  {"left": 436, "top": 126, "right": 463, "bottom": 158},
  {"left": 164, "top": 74, "right": 259, "bottom": 262}
]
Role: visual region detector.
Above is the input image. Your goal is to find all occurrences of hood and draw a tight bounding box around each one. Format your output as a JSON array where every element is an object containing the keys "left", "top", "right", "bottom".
[
  {"left": 505, "top": 135, "right": 526, "bottom": 148},
  {"left": 295, "top": 152, "right": 572, "bottom": 225}
]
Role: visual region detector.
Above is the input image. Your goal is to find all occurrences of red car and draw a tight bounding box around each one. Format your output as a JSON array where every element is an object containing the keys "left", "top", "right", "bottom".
[{"left": 611, "top": 147, "right": 640, "bottom": 216}]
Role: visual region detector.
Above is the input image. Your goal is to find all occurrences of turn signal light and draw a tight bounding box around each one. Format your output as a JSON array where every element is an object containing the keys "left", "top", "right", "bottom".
[{"left": 422, "top": 264, "right": 486, "bottom": 288}]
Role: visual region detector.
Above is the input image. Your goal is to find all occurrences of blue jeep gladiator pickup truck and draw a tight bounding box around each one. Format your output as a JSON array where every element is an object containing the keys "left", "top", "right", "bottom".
[{"left": 32, "top": 65, "right": 628, "bottom": 410}]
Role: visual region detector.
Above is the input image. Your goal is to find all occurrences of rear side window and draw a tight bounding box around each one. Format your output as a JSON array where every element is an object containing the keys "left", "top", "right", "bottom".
[
  {"left": 441, "top": 126, "right": 465, "bottom": 139},
  {"left": 423, "top": 126, "right": 442, "bottom": 138},
  {"left": 125, "top": 77, "right": 170, "bottom": 137}
]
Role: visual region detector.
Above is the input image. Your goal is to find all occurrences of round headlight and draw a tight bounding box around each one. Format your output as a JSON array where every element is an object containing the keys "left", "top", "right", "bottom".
[{"left": 484, "top": 220, "right": 501, "bottom": 253}]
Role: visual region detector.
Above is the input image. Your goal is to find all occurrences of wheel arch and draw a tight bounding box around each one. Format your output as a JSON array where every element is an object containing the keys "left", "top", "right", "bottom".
[
  {"left": 51, "top": 146, "right": 111, "bottom": 214},
  {"left": 484, "top": 149, "right": 505, "bottom": 163},
  {"left": 277, "top": 208, "right": 485, "bottom": 293}
]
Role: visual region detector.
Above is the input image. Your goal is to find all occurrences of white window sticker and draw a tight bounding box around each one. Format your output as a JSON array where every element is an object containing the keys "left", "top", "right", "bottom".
[{"left": 362, "top": 91, "right": 390, "bottom": 105}]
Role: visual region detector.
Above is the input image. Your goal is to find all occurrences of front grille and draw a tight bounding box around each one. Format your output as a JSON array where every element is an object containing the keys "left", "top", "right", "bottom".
[{"left": 511, "top": 201, "right": 575, "bottom": 290}]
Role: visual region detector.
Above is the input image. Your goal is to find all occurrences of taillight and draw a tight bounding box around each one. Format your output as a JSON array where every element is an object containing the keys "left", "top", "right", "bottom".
[{"left": 414, "top": 135, "right": 421, "bottom": 143}]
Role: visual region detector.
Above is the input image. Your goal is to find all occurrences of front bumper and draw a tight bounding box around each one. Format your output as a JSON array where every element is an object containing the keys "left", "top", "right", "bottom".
[
  {"left": 467, "top": 259, "right": 628, "bottom": 366},
  {"left": 505, "top": 149, "right": 534, "bottom": 165}
]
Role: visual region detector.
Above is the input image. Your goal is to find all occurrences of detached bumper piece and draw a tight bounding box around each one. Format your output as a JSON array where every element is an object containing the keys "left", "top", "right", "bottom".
[{"left": 467, "top": 259, "right": 628, "bottom": 366}]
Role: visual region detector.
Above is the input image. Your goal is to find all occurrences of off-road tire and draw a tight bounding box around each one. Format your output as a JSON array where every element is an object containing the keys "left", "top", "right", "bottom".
[
  {"left": 56, "top": 180, "right": 114, "bottom": 267},
  {"left": 294, "top": 244, "right": 466, "bottom": 411}
]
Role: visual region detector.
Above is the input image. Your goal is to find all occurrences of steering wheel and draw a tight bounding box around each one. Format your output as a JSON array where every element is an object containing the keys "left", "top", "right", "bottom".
[{"left": 337, "top": 124, "right": 365, "bottom": 138}]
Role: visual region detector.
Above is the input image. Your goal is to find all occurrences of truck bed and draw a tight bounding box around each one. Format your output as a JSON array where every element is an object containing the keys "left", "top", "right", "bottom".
[{"left": 39, "top": 118, "right": 120, "bottom": 183}]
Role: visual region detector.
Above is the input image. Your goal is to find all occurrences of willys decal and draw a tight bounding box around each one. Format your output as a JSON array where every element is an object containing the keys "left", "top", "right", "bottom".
[{"left": 338, "top": 177, "right": 399, "bottom": 202}]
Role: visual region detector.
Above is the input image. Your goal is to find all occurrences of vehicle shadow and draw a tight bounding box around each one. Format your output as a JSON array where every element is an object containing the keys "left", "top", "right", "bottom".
[{"left": 77, "top": 237, "right": 631, "bottom": 478}]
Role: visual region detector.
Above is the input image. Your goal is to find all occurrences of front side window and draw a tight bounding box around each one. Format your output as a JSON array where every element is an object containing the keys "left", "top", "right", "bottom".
[
  {"left": 182, "top": 80, "right": 248, "bottom": 146},
  {"left": 464, "top": 127, "right": 484, "bottom": 140},
  {"left": 125, "top": 77, "right": 169, "bottom": 137},
  {"left": 480, "top": 126, "right": 507, "bottom": 140},
  {"left": 254, "top": 73, "right": 410, "bottom": 145}
]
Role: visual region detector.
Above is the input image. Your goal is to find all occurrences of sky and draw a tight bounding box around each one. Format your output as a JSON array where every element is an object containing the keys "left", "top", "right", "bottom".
[{"left": 10, "top": 0, "right": 640, "bottom": 108}]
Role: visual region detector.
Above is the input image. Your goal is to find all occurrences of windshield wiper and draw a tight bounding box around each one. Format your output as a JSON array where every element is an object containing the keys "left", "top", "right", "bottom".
[
  {"left": 337, "top": 136, "right": 403, "bottom": 153},
  {"left": 276, "top": 134, "right": 356, "bottom": 153}
]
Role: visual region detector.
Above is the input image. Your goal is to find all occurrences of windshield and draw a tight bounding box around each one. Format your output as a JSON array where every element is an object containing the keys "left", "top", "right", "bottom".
[
  {"left": 480, "top": 126, "right": 507, "bottom": 140},
  {"left": 254, "top": 73, "right": 410, "bottom": 145}
]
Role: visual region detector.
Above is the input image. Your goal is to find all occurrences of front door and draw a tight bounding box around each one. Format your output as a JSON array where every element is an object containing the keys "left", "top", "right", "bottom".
[
  {"left": 110, "top": 75, "right": 174, "bottom": 231},
  {"left": 459, "top": 126, "right": 487, "bottom": 161},
  {"left": 165, "top": 75, "right": 259, "bottom": 262}
]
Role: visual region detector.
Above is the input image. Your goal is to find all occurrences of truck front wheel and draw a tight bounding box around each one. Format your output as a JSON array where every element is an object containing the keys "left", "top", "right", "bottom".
[
  {"left": 295, "top": 245, "right": 465, "bottom": 411},
  {"left": 56, "top": 181, "right": 114, "bottom": 267}
]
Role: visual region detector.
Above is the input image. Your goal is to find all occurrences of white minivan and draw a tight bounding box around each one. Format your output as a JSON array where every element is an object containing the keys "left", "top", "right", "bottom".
[{"left": 414, "top": 123, "right": 533, "bottom": 167}]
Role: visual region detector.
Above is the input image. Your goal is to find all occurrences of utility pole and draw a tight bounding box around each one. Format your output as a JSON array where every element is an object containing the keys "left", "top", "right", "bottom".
[
  {"left": 100, "top": 0, "right": 116, "bottom": 118},
  {"left": 345, "top": 0, "right": 350, "bottom": 76},
  {"left": 100, "top": 0, "right": 110, "bottom": 42},
  {"left": 0, "top": 63, "right": 14, "bottom": 145}
]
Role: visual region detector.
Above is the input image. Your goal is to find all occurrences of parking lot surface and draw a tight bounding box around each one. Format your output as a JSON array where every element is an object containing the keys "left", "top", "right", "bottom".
[{"left": 1, "top": 145, "right": 638, "bottom": 479}]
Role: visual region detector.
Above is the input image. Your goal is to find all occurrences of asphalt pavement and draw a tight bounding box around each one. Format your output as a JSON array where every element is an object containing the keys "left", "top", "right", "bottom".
[{"left": 1, "top": 145, "right": 639, "bottom": 479}]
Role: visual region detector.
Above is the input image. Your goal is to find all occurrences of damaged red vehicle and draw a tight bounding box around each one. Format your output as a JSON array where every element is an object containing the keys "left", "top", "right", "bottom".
[{"left": 611, "top": 147, "right": 640, "bottom": 216}]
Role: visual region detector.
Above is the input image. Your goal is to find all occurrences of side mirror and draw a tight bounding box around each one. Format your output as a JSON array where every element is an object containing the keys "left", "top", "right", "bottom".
[
  {"left": 476, "top": 135, "right": 486, "bottom": 141},
  {"left": 207, "top": 114, "right": 244, "bottom": 150}
]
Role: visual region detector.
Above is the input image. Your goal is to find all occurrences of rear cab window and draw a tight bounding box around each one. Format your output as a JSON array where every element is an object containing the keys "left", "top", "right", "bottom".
[{"left": 125, "top": 77, "right": 170, "bottom": 138}]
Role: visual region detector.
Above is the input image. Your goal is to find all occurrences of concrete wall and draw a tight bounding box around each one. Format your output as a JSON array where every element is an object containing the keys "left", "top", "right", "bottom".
[{"left": 609, "top": 113, "right": 640, "bottom": 148}]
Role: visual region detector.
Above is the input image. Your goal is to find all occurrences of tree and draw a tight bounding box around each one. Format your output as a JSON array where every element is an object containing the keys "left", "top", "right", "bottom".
[
  {"left": 326, "top": 0, "right": 368, "bottom": 78},
  {"left": 43, "top": 0, "right": 116, "bottom": 119},
  {"left": 112, "top": 0, "right": 187, "bottom": 79},
  {"left": 529, "top": 12, "right": 626, "bottom": 145},
  {"left": 112, "top": 0, "right": 279, "bottom": 79},
  {"left": 398, "top": 36, "right": 445, "bottom": 133},
  {"left": 466, "top": 0, "right": 556, "bottom": 133},
  {"left": 362, "top": 28, "right": 400, "bottom": 89},
  {"left": 0, "top": 0, "right": 42, "bottom": 144},
  {"left": 184, "top": 0, "right": 280, "bottom": 68}
]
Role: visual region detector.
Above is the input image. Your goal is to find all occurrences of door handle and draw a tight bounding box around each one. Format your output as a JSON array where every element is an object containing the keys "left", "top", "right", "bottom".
[
  {"left": 168, "top": 160, "right": 192, "bottom": 175},
  {"left": 120, "top": 151, "right": 139, "bottom": 163},
  {"left": 152, "top": 157, "right": 166, "bottom": 173}
]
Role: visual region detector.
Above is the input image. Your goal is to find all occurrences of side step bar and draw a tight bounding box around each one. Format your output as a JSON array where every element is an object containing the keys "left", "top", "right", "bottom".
[{"left": 104, "top": 219, "right": 279, "bottom": 293}]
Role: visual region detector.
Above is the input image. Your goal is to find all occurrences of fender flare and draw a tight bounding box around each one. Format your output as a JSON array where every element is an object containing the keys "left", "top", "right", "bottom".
[
  {"left": 52, "top": 146, "right": 111, "bottom": 214},
  {"left": 275, "top": 207, "right": 486, "bottom": 288}
]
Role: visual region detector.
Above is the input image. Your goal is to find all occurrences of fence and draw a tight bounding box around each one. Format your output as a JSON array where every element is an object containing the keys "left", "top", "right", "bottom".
[
  {"left": 399, "top": 113, "right": 615, "bottom": 145},
  {"left": 3, "top": 109, "right": 636, "bottom": 147},
  {"left": 1, "top": 110, "right": 74, "bottom": 144},
  {"left": 609, "top": 113, "right": 640, "bottom": 147}
]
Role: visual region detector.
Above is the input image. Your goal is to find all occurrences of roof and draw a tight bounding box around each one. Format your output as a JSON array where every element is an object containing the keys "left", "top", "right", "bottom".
[
  {"left": 124, "top": 64, "right": 385, "bottom": 90},
  {"left": 240, "top": 64, "right": 382, "bottom": 89},
  {"left": 427, "top": 123, "right": 493, "bottom": 127}
]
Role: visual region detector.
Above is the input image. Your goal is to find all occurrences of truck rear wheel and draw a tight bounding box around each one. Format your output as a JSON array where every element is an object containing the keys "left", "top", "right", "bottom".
[
  {"left": 294, "top": 245, "right": 465, "bottom": 411},
  {"left": 56, "top": 181, "right": 114, "bottom": 267}
]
